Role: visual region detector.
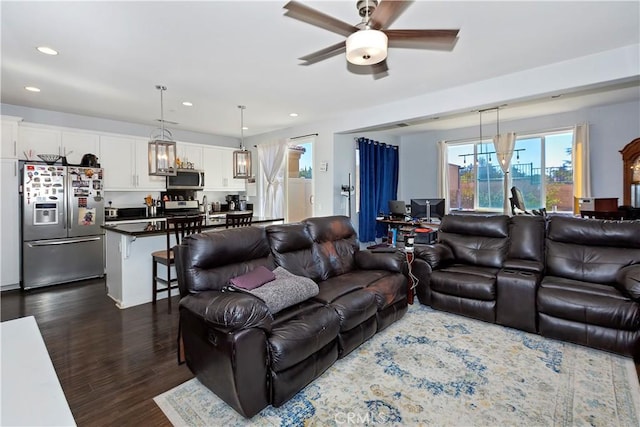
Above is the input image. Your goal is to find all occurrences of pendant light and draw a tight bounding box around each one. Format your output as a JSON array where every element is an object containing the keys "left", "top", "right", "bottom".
[
  {"left": 233, "top": 105, "right": 251, "bottom": 179},
  {"left": 148, "top": 85, "right": 177, "bottom": 176}
]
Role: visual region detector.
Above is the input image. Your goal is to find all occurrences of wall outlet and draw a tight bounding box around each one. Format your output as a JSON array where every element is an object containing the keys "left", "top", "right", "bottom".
[{"left": 319, "top": 162, "right": 328, "bottom": 172}]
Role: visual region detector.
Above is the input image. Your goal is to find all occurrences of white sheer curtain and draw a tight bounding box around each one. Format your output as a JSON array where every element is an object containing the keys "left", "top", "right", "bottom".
[
  {"left": 437, "top": 140, "right": 449, "bottom": 212},
  {"left": 257, "top": 139, "right": 288, "bottom": 218},
  {"left": 572, "top": 123, "right": 591, "bottom": 213},
  {"left": 493, "top": 132, "right": 517, "bottom": 214}
]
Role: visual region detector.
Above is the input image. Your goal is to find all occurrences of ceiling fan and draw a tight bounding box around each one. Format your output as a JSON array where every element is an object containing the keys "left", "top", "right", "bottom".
[{"left": 283, "top": 0, "right": 460, "bottom": 76}]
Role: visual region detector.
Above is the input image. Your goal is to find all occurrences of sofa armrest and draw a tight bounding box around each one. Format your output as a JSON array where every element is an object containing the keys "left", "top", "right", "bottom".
[
  {"left": 179, "top": 291, "right": 273, "bottom": 333},
  {"left": 616, "top": 264, "right": 640, "bottom": 301},
  {"left": 414, "top": 243, "right": 454, "bottom": 270},
  {"left": 355, "top": 250, "right": 405, "bottom": 273}
]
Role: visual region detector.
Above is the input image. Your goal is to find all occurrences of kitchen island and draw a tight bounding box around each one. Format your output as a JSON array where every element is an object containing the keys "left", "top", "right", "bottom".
[{"left": 102, "top": 216, "right": 284, "bottom": 309}]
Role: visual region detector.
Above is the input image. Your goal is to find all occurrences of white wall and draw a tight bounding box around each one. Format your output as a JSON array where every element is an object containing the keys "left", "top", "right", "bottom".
[{"left": 398, "top": 100, "right": 640, "bottom": 204}]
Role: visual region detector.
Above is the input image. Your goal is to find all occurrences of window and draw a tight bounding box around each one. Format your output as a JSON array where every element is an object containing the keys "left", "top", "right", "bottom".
[{"left": 447, "top": 129, "right": 574, "bottom": 212}]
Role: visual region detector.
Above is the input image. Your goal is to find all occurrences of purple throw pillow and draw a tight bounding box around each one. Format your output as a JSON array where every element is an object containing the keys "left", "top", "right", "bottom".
[{"left": 229, "top": 266, "right": 276, "bottom": 290}]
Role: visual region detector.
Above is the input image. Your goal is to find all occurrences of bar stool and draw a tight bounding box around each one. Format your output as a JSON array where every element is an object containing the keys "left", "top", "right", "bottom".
[
  {"left": 151, "top": 214, "right": 204, "bottom": 312},
  {"left": 225, "top": 211, "right": 253, "bottom": 228}
]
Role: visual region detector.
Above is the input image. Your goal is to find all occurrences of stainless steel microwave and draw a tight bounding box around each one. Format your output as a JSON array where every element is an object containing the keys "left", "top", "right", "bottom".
[{"left": 166, "top": 169, "right": 205, "bottom": 190}]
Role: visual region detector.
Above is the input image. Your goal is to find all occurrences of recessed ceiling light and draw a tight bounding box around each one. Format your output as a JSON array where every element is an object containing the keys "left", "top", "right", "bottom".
[
  {"left": 242, "top": 126, "right": 248, "bottom": 130},
  {"left": 289, "top": 113, "right": 299, "bottom": 117},
  {"left": 36, "top": 46, "right": 58, "bottom": 55},
  {"left": 182, "top": 101, "right": 193, "bottom": 107},
  {"left": 25, "top": 86, "right": 41, "bottom": 92}
]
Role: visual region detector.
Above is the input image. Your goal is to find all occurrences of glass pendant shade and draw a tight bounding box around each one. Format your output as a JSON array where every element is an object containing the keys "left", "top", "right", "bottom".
[
  {"left": 346, "top": 29, "right": 388, "bottom": 65},
  {"left": 148, "top": 139, "right": 177, "bottom": 176},
  {"left": 233, "top": 149, "right": 251, "bottom": 179}
]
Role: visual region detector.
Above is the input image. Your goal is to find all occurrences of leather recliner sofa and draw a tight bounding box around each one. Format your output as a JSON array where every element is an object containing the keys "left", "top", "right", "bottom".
[
  {"left": 414, "top": 214, "right": 640, "bottom": 359},
  {"left": 174, "top": 215, "right": 408, "bottom": 418}
]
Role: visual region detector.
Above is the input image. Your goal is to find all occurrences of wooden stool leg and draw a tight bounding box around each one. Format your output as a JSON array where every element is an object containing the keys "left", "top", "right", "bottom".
[
  {"left": 167, "top": 263, "right": 172, "bottom": 313},
  {"left": 152, "top": 259, "right": 158, "bottom": 304}
]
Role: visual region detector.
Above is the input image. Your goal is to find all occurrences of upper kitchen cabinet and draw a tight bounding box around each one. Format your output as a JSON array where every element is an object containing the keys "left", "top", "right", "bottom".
[
  {"left": 176, "top": 142, "right": 203, "bottom": 170},
  {"left": 17, "top": 123, "right": 99, "bottom": 164},
  {"left": 100, "top": 135, "right": 165, "bottom": 191},
  {"left": 18, "top": 124, "right": 61, "bottom": 161},
  {"left": 61, "top": 131, "right": 99, "bottom": 165},
  {"left": 1, "top": 116, "right": 21, "bottom": 159},
  {"left": 202, "top": 146, "right": 246, "bottom": 191}
]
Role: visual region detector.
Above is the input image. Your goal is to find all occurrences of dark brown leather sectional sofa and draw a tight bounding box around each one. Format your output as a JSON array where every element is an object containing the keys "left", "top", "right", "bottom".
[
  {"left": 174, "top": 215, "right": 408, "bottom": 418},
  {"left": 413, "top": 214, "right": 640, "bottom": 359}
]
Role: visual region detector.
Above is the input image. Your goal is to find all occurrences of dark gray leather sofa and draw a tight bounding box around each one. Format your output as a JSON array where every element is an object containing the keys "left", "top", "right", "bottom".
[
  {"left": 174, "top": 215, "right": 408, "bottom": 418},
  {"left": 414, "top": 214, "right": 640, "bottom": 359}
]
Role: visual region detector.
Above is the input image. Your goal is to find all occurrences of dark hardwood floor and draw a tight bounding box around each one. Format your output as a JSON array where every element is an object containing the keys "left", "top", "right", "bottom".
[
  {"left": 1, "top": 279, "right": 192, "bottom": 426},
  {"left": 2, "top": 279, "right": 639, "bottom": 426}
]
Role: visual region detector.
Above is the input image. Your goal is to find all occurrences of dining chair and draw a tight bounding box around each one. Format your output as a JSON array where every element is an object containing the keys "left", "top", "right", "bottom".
[
  {"left": 225, "top": 211, "right": 253, "bottom": 228},
  {"left": 151, "top": 214, "right": 204, "bottom": 312}
]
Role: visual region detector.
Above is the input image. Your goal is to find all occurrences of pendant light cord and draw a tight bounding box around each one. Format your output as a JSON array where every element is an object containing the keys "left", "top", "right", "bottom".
[{"left": 238, "top": 105, "right": 246, "bottom": 151}]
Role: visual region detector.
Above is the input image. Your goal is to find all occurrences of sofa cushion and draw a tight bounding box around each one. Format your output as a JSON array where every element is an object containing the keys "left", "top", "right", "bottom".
[
  {"left": 430, "top": 267, "right": 498, "bottom": 301},
  {"left": 269, "top": 303, "right": 341, "bottom": 372},
  {"left": 546, "top": 241, "right": 640, "bottom": 285},
  {"left": 538, "top": 276, "right": 640, "bottom": 330},
  {"left": 548, "top": 216, "right": 640, "bottom": 248}
]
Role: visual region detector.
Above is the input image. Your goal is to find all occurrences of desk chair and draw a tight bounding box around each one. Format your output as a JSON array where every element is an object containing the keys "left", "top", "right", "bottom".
[
  {"left": 152, "top": 214, "right": 204, "bottom": 312},
  {"left": 226, "top": 211, "right": 253, "bottom": 228},
  {"left": 509, "top": 186, "right": 547, "bottom": 217}
]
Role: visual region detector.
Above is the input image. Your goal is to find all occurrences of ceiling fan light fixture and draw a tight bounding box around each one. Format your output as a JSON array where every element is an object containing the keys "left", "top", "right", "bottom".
[{"left": 346, "top": 29, "right": 387, "bottom": 65}]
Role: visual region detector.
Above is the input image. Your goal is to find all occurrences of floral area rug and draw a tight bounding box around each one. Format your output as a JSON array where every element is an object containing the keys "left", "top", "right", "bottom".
[{"left": 154, "top": 304, "right": 640, "bottom": 426}]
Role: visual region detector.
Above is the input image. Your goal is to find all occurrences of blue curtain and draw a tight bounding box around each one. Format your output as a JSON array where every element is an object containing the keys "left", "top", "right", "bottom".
[{"left": 358, "top": 137, "right": 399, "bottom": 242}]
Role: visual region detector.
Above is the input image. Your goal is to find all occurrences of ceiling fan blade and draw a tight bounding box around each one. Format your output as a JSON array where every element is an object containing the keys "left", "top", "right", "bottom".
[
  {"left": 386, "top": 29, "right": 459, "bottom": 50},
  {"left": 284, "top": 1, "right": 358, "bottom": 37},
  {"left": 299, "top": 41, "right": 346, "bottom": 65},
  {"left": 385, "top": 29, "right": 459, "bottom": 40},
  {"left": 368, "top": 0, "right": 413, "bottom": 30}
]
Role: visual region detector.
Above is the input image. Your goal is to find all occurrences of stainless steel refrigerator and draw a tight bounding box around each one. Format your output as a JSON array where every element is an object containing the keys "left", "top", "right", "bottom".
[{"left": 21, "top": 163, "right": 105, "bottom": 289}]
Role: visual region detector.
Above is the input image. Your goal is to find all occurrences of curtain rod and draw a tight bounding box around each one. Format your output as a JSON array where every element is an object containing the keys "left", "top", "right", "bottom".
[{"left": 290, "top": 133, "right": 318, "bottom": 140}]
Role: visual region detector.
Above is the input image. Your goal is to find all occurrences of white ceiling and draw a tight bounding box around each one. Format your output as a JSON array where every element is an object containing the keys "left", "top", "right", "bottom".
[{"left": 2, "top": 1, "right": 639, "bottom": 138}]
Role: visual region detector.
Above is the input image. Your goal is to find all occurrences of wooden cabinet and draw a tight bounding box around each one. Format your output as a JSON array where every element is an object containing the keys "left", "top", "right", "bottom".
[
  {"left": 1, "top": 158, "right": 20, "bottom": 289},
  {"left": 202, "top": 146, "right": 245, "bottom": 191},
  {"left": 621, "top": 138, "right": 640, "bottom": 206},
  {"left": 99, "top": 136, "right": 165, "bottom": 191},
  {"left": 1, "top": 117, "right": 20, "bottom": 159}
]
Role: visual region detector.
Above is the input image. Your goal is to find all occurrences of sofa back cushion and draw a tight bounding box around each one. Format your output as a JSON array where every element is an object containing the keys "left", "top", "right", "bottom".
[
  {"left": 546, "top": 217, "right": 640, "bottom": 284},
  {"left": 175, "top": 226, "right": 275, "bottom": 295},
  {"left": 267, "top": 216, "right": 358, "bottom": 282},
  {"left": 438, "top": 214, "right": 509, "bottom": 268},
  {"left": 506, "top": 215, "right": 546, "bottom": 271}
]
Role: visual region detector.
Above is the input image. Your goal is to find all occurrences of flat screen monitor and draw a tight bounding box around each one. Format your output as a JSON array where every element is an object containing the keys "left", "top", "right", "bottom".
[
  {"left": 388, "top": 200, "right": 406, "bottom": 218},
  {"left": 410, "top": 198, "right": 445, "bottom": 220}
]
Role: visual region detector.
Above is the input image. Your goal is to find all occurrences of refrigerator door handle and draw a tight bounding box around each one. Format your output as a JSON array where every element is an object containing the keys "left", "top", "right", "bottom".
[{"left": 27, "top": 237, "right": 102, "bottom": 247}]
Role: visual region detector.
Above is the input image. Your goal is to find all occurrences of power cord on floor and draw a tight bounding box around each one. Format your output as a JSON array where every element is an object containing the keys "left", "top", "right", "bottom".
[{"left": 404, "top": 248, "right": 419, "bottom": 290}]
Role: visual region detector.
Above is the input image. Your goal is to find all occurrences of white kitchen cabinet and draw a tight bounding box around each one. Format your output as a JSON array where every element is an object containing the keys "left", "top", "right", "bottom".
[
  {"left": 177, "top": 142, "right": 203, "bottom": 170},
  {"left": 18, "top": 125, "right": 61, "bottom": 161},
  {"left": 1, "top": 158, "right": 20, "bottom": 289},
  {"left": 1, "top": 117, "right": 21, "bottom": 159},
  {"left": 202, "top": 146, "right": 246, "bottom": 191},
  {"left": 61, "top": 130, "right": 100, "bottom": 165},
  {"left": 202, "top": 146, "right": 225, "bottom": 190},
  {"left": 100, "top": 135, "right": 165, "bottom": 191},
  {"left": 134, "top": 139, "right": 166, "bottom": 190},
  {"left": 220, "top": 148, "right": 247, "bottom": 191}
]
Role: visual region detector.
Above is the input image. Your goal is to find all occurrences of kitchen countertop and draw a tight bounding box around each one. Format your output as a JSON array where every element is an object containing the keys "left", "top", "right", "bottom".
[{"left": 102, "top": 216, "right": 284, "bottom": 236}]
